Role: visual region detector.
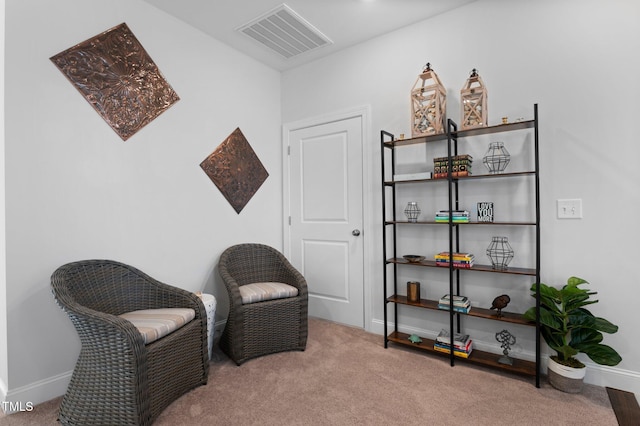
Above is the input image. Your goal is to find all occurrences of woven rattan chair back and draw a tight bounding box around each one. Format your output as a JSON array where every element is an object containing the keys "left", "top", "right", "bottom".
[
  {"left": 218, "top": 243, "right": 308, "bottom": 365},
  {"left": 51, "top": 259, "right": 209, "bottom": 426},
  {"left": 54, "top": 260, "right": 163, "bottom": 315}
]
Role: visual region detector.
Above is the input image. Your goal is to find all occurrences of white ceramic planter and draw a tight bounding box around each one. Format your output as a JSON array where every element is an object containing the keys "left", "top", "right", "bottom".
[{"left": 547, "top": 357, "right": 586, "bottom": 393}]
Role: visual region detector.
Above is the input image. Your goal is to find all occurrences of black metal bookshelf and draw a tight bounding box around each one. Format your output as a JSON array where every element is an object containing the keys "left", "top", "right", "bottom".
[{"left": 381, "top": 104, "right": 541, "bottom": 386}]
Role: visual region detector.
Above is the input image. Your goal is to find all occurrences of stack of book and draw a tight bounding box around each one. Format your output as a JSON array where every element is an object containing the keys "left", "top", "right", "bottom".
[
  {"left": 437, "top": 294, "right": 471, "bottom": 314},
  {"left": 435, "top": 210, "right": 470, "bottom": 223},
  {"left": 434, "top": 328, "right": 473, "bottom": 358},
  {"left": 434, "top": 252, "right": 475, "bottom": 269},
  {"left": 433, "top": 154, "right": 473, "bottom": 179}
]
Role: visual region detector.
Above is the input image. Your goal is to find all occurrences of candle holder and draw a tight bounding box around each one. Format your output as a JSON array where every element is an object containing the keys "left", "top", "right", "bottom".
[{"left": 407, "top": 281, "right": 421, "bottom": 303}]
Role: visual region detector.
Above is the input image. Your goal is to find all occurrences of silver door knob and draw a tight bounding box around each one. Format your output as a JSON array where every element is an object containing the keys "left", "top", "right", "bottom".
[{"left": 352, "top": 229, "right": 361, "bottom": 236}]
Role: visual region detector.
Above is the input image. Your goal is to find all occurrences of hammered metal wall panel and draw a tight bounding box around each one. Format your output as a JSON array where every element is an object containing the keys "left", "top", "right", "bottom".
[
  {"left": 50, "top": 23, "right": 179, "bottom": 141},
  {"left": 200, "top": 128, "right": 269, "bottom": 214}
]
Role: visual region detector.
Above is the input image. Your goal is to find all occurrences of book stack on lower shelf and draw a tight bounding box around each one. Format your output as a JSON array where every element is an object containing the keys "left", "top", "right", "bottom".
[
  {"left": 438, "top": 294, "right": 471, "bottom": 314},
  {"left": 435, "top": 210, "right": 470, "bottom": 223},
  {"left": 433, "top": 154, "right": 473, "bottom": 179},
  {"left": 434, "top": 252, "right": 475, "bottom": 269},
  {"left": 434, "top": 328, "right": 473, "bottom": 358}
]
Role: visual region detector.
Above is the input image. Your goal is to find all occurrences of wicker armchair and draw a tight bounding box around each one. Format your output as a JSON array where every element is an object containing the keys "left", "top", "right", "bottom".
[
  {"left": 51, "top": 260, "right": 209, "bottom": 426},
  {"left": 218, "top": 243, "right": 308, "bottom": 365}
]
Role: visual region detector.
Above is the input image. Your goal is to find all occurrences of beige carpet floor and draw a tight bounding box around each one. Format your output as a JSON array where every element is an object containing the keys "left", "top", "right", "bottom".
[{"left": 1, "top": 318, "right": 617, "bottom": 425}]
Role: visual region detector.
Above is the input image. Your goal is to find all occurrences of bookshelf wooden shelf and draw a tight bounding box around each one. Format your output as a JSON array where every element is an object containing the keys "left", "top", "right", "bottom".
[
  {"left": 387, "top": 331, "right": 537, "bottom": 377},
  {"left": 385, "top": 258, "right": 537, "bottom": 276},
  {"left": 382, "top": 120, "right": 535, "bottom": 148},
  {"left": 387, "top": 295, "right": 536, "bottom": 327},
  {"left": 384, "top": 171, "right": 536, "bottom": 186},
  {"left": 385, "top": 220, "right": 537, "bottom": 226},
  {"left": 381, "top": 104, "right": 541, "bottom": 387}
]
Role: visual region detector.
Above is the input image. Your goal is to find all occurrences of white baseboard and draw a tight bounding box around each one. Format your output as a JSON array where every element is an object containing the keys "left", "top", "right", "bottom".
[
  {"left": 1, "top": 320, "right": 230, "bottom": 415},
  {"left": 584, "top": 363, "right": 640, "bottom": 397},
  {"left": 1, "top": 370, "right": 71, "bottom": 414},
  {"left": 369, "top": 318, "right": 639, "bottom": 398}
]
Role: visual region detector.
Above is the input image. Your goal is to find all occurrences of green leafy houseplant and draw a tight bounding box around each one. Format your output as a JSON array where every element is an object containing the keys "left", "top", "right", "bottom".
[{"left": 523, "top": 276, "right": 622, "bottom": 368}]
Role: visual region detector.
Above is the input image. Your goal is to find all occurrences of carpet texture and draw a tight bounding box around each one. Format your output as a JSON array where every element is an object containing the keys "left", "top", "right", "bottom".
[{"left": 1, "top": 318, "right": 617, "bottom": 425}]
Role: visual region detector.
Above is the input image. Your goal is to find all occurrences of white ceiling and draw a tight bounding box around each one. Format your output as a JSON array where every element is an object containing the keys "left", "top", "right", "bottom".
[{"left": 142, "top": 0, "right": 476, "bottom": 71}]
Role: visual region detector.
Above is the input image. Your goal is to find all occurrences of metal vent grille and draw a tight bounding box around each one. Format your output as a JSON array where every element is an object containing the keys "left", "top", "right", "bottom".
[{"left": 237, "top": 4, "right": 332, "bottom": 59}]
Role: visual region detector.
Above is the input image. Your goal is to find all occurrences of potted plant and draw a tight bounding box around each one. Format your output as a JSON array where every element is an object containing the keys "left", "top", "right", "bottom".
[{"left": 523, "top": 276, "right": 622, "bottom": 393}]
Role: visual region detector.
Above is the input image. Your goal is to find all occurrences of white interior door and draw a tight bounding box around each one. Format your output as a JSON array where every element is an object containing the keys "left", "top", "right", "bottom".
[{"left": 285, "top": 114, "right": 364, "bottom": 328}]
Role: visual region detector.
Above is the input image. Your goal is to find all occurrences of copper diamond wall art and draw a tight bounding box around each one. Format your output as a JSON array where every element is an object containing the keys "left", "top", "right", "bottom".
[
  {"left": 50, "top": 23, "right": 179, "bottom": 141},
  {"left": 200, "top": 128, "right": 269, "bottom": 214}
]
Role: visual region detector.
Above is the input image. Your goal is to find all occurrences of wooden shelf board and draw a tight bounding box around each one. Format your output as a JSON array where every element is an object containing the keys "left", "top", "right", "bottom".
[
  {"left": 384, "top": 171, "right": 535, "bottom": 186},
  {"left": 387, "top": 258, "right": 537, "bottom": 276},
  {"left": 384, "top": 220, "right": 536, "bottom": 226},
  {"left": 382, "top": 120, "right": 535, "bottom": 148},
  {"left": 388, "top": 295, "right": 535, "bottom": 327},
  {"left": 383, "top": 133, "right": 448, "bottom": 147},
  {"left": 453, "top": 120, "right": 535, "bottom": 138},
  {"left": 455, "top": 171, "right": 536, "bottom": 180},
  {"left": 387, "top": 330, "right": 536, "bottom": 377}
]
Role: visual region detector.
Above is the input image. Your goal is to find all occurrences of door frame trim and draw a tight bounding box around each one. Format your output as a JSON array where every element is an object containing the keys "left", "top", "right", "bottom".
[{"left": 282, "top": 105, "right": 373, "bottom": 331}]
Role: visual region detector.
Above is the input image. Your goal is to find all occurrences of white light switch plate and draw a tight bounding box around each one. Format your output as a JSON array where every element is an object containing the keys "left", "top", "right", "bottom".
[{"left": 557, "top": 199, "right": 583, "bottom": 219}]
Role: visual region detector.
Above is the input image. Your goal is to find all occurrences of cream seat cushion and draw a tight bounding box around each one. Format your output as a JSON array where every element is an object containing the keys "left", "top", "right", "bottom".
[
  {"left": 120, "top": 308, "right": 196, "bottom": 344},
  {"left": 239, "top": 282, "right": 299, "bottom": 304}
]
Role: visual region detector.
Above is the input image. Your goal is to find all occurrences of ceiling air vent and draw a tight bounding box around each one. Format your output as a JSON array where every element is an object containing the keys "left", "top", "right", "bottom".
[{"left": 237, "top": 4, "right": 332, "bottom": 59}]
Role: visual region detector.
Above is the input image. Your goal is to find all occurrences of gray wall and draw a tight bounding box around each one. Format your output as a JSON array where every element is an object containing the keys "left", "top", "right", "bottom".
[
  {"left": 282, "top": 0, "right": 640, "bottom": 394},
  {"left": 1, "top": 0, "right": 282, "bottom": 406}
]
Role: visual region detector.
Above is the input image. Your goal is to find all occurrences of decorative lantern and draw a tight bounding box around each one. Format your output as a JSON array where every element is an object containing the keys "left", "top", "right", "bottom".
[
  {"left": 404, "top": 201, "right": 421, "bottom": 222},
  {"left": 411, "top": 63, "right": 446, "bottom": 137},
  {"left": 486, "top": 236, "right": 514, "bottom": 270},
  {"left": 460, "top": 68, "right": 488, "bottom": 130},
  {"left": 482, "top": 142, "right": 510, "bottom": 174}
]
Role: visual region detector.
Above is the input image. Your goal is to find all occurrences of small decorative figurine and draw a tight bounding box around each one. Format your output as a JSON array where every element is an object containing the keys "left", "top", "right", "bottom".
[
  {"left": 495, "top": 329, "right": 516, "bottom": 365},
  {"left": 408, "top": 334, "right": 422, "bottom": 344},
  {"left": 490, "top": 294, "right": 511, "bottom": 317}
]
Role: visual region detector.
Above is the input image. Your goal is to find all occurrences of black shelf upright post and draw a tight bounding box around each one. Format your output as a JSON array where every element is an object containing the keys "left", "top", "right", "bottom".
[
  {"left": 533, "top": 104, "right": 541, "bottom": 388},
  {"left": 381, "top": 130, "right": 395, "bottom": 349},
  {"left": 446, "top": 119, "right": 459, "bottom": 366}
]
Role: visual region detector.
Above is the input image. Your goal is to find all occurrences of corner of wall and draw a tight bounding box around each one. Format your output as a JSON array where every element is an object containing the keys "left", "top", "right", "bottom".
[
  {"left": 0, "top": 0, "right": 9, "bottom": 399},
  {"left": 1, "top": 370, "right": 71, "bottom": 414}
]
